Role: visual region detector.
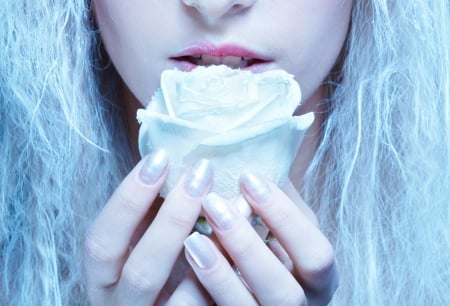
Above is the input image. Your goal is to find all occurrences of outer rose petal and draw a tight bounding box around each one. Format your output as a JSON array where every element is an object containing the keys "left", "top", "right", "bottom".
[
  {"left": 160, "top": 66, "right": 301, "bottom": 133},
  {"left": 137, "top": 110, "right": 314, "bottom": 199}
]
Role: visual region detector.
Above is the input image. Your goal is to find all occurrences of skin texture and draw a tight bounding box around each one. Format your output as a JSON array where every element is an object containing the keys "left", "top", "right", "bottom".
[
  {"left": 93, "top": 0, "right": 352, "bottom": 164},
  {"left": 85, "top": 0, "right": 352, "bottom": 305}
]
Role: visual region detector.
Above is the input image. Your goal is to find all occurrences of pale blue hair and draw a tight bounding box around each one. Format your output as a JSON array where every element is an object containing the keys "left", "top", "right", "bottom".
[
  {"left": 306, "top": 1, "right": 450, "bottom": 304},
  {"left": 0, "top": 1, "right": 132, "bottom": 305}
]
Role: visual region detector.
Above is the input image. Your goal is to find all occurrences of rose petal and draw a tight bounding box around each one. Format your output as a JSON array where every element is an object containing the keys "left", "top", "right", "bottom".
[
  {"left": 196, "top": 112, "right": 314, "bottom": 147},
  {"left": 160, "top": 66, "right": 301, "bottom": 133},
  {"left": 147, "top": 89, "right": 169, "bottom": 114},
  {"left": 138, "top": 66, "right": 312, "bottom": 199},
  {"left": 183, "top": 114, "right": 313, "bottom": 198},
  {"left": 137, "top": 109, "right": 314, "bottom": 199}
]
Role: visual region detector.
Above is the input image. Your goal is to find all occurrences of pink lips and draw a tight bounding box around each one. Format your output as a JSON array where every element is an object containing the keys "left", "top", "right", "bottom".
[
  {"left": 170, "top": 42, "right": 273, "bottom": 72},
  {"left": 177, "top": 43, "right": 261, "bottom": 58}
]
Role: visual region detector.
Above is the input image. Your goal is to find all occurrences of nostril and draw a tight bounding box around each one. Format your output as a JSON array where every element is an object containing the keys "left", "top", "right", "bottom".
[{"left": 230, "top": 4, "right": 248, "bottom": 14}]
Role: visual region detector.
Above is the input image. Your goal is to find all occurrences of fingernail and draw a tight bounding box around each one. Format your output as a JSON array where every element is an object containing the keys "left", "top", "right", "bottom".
[
  {"left": 240, "top": 172, "right": 271, "bottom": 205},
  {"left": 234, "top": 195, "right": 253, "bottom": 220},
  {"left": 184, "top": 232, "right": 217, "bottom": 270},
  {"left": 139, "top": 149, "right": 168, "bottom": 185},
  {"left": 203, "top": 192, "right": 235, "bottom": 230},
  {"left": 184, "top": 159, "right": 213, "bottom": 197}
]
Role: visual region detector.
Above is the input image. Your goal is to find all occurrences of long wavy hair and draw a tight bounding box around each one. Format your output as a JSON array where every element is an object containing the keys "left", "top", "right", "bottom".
[
  {"left": 0, "top": 0, "right": 449, "bottom": 305},
  {"left": 306, "top": 0, "right": 450, "bottom": 305},
  {"left": 0, "top": 1, "right": 132, "bottom": 305}
]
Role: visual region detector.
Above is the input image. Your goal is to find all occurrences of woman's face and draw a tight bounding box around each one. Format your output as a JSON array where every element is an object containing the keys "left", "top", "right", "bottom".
[{"left": 93, "top": 0, "right": 352, "bottom": 110}]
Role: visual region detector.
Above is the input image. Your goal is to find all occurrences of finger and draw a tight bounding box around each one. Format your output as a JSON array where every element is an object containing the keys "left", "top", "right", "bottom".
[
  {"left": 282, "top": 179, "right": 318, "bottom": 226},
  {"left": 267, "top": 236, "right": 294, "bottom": 273},
  {"left": 184, "top": 232, "right": 258, "bottom": 306},
  {"left": 116, "top": 159, "right": 213, "bottom": 305},
  {"left": 240, "top": 172, "right": 338, "bottom": 303},
  {"left": 84, "top": 149, "right": 169, "bottom": 297},
  {"left": 202, "top": 193, "right": 306, "bottom": 306},
  {"left": 165, "top": 270, "right": 213, "bottom": 306}
]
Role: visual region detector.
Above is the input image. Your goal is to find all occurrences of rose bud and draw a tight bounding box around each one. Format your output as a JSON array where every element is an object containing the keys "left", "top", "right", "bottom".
[{"left": 137, "top": 65, "right": 314, "bottom": 200}]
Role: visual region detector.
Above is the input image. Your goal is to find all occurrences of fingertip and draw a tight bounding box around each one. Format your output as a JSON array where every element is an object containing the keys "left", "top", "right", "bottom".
[
  {"left": 184, "top": 232, "right": 218, "bottom": 270},
  {"left": 183, "top": 159, "right": 214, "bottom": 198},
  {"left": 233, "top": 195, "right": 253, "bottom": 220},
  {"left": 239, "top": 172, "right": 272, "bottom": 206},
  {"left": 139, "top": 148, "right": 169, "bottom": 185}
]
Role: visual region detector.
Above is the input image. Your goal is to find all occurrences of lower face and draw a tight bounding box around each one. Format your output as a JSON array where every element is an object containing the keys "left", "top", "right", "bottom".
[{"left": 92, "top": 0, "right": 353, "bottom": 113}]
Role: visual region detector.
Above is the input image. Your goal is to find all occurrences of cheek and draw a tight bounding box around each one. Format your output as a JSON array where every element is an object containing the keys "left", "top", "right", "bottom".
[
  {"left": 93, "top": 0, "right": 148, "bottom": 23},
  {"left": 92, "top": 1, "right": 163, "bottom": 104},
  {"left": 282, "top": 1, "right": 352, "bottom": 99},
  {"left": 93, "top": 1, "right": 146, "bottom": 52},
  {"left": 92, "top": 0, "right": 130, "bottom": 62}
]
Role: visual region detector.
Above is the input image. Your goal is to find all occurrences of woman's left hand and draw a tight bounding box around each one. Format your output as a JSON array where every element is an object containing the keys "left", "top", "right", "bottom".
[{"left": 182, "top": 172, "right": 338, "bottom": 306}]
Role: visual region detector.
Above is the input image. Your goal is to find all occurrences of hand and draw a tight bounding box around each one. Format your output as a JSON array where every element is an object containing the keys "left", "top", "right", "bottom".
[
  {"left": 83, "top": 150, "right": 215, "bottom": 305},
  {"left": 184, "top": 173, "right": 338, "bottom": 306}
]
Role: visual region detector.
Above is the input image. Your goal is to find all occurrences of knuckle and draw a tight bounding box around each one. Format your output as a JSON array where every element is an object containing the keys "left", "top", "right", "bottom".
[
  {"left": 273, "top": 285, "right": 307, "bottom": 306},
  {"left": 121, "top": 265, "right": 160, "bottom": 294},
  {"left": 228, "top": 235, "right": 260, "bottom": 261},
  {"left": 115, "top": 190, "right": 148, "bottom": 215},
  {"left": 84, "top": 231, "right": 116, "bottom": 263},
  {"left": 207, "top": 277, "right": 231, "bottom": 298},
  {"left": 163, "top": 207, "right": 195, "bottom": 230},
  {"left": 303, "top": 243, "right": 336, "bottom": 282},
  {"left": 267, "top": 205, "right": 294, "bottom": 229}
]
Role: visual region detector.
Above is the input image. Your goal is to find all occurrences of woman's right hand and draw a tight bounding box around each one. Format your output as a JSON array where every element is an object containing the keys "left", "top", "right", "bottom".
[{"left": 83, "top": 149, "right": 214, "bottom": 305}]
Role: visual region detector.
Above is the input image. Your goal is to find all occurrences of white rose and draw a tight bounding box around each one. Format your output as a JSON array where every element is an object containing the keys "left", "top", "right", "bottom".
[{"left": 137, "top": 65, "right": 314, "bottom": 200}]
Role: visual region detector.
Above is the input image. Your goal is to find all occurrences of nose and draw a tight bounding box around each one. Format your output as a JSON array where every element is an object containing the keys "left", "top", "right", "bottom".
[{"left": 182, "top": 0, "right": 256, "bottom": 21}]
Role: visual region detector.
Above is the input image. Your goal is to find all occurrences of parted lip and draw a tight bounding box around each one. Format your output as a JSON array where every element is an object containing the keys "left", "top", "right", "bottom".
[{"left": 170, "top": 42, "right": 272, "bottom": 70}]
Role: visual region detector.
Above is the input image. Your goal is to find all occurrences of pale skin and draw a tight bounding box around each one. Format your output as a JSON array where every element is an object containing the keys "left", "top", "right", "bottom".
[{"left": 85, "top": 0, "right": 352, "bottom": 305}]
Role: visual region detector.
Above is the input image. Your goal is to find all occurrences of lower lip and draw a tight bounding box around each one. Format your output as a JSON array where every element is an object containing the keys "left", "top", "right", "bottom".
[{"left": 170, "top": 59, "right": 275, "bottom": 73}]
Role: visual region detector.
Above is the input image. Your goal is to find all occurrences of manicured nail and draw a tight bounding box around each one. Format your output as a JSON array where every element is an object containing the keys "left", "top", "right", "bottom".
[
  {"left": 184, "top": 232, "right": 217, "bottom": 270},
  {"left": 234, "top": 195, "right": 253, "bottom": 220},
  {"left": 240, "top": 172, "right": 271, "bottom": 205},
  {"left": 139, "top": 149, "right": 168, "bottom": 185},
  {"left": 203, "top": 192, "right": 235, "bottom": 230},
  {"left": 184, "top": 159, "right": 213, "bottom": 197}
]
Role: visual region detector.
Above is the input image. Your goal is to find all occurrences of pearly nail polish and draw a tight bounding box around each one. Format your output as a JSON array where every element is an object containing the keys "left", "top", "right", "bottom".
[
  {"left": 184, "top": 159, "right": 213, "bottom": 197},
  {"left": 139, "top": 149, "right": 168, "bottom": 185},
  {"left": 203, "top": 192, "right": 235, "bottom": 230},
  {"left": 184, "top": 232, "right": 217, "bottom": 270},
  {"left": 234, "top": 195, "right": 253, "bottom": 220},
  {"left": 240, "top": 172, "right": 271, "bottom": 204}
]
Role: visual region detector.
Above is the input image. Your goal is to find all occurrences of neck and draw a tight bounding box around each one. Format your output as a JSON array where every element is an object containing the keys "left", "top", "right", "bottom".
[
  {"left": 289, "top": 86, "right": 326, "bottom": 192},
  {"left": 120, "top": 81, "right": 142, "bottom": 162}
]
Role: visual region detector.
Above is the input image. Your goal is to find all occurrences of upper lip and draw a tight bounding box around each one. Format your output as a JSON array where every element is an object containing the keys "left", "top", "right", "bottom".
[{"left": 170, "top": 43, "right": 271, "bottom": 68}]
